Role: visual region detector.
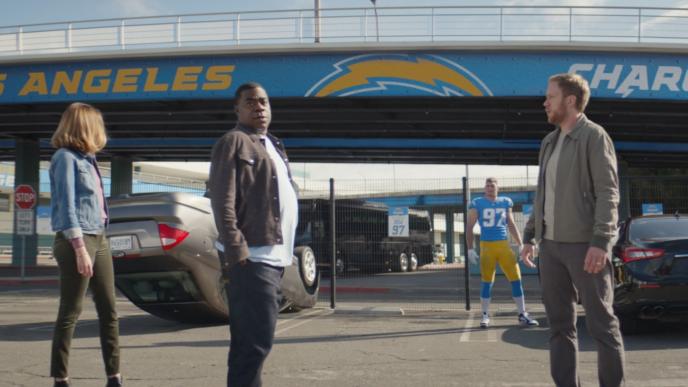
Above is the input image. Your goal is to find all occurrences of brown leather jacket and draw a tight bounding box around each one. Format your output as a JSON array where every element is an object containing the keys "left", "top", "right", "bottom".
[{"left": 209, "top": 125, "right": 295, "bottom": 267}]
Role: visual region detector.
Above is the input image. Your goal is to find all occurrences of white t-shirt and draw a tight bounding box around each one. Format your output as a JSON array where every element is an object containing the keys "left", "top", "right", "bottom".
[
  {"left": 543, "top": 131, "right": 566, "bottom": 241},
  {"left": 247, "top": 136, "right": 298, "bottom": 267}
]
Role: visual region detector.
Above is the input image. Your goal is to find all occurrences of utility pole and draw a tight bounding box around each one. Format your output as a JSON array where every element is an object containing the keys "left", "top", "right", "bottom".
[
  {"left": 371, "top": 0, "right": 379, "bottom": 42},
  {"left": 314, "top": 0, "right": 321, "bottom": 43}
]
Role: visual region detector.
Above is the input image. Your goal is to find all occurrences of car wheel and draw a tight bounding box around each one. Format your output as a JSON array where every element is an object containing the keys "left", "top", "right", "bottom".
[
  {"left": 397, "top": 252, "right": 409, "bottom": 272},
  {"left": 294, "top": 246, "right": 318, "bottom": 288},
  {"left": 408, "top": 253, "right": 418, "bottom": 272}
]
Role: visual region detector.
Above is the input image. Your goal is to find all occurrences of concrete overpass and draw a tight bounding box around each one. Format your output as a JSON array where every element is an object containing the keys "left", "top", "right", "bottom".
[{"left": 3, "top": 5, "right": 688, "bottom": 264}]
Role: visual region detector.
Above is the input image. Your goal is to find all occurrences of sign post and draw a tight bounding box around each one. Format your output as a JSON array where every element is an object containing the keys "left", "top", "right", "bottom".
[{"left": 14, "top": 185, "right": 37, "bottom": 281}]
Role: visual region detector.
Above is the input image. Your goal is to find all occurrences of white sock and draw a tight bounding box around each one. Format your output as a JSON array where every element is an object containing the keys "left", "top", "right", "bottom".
[
  {"left": 481, "top": 298, "right": 490, "bottom": 315},
  {"left": 513, "top": 296, "right": 526, "bottom": 315}
]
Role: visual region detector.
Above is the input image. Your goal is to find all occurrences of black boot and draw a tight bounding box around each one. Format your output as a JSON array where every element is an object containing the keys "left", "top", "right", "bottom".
[
  {"left": 53, "top": 380, "right": 70, "bottom": 387},
  {"left": 106, "top": 375, "right": 123, "bottom": 387}
]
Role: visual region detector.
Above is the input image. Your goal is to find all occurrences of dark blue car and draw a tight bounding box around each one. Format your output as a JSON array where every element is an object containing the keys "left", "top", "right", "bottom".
[{"left": 612, "top": 214, "right": 688, "bottom": 334}]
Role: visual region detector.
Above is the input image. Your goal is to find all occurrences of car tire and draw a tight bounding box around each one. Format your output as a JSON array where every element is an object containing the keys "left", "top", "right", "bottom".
[
  {"left": 396, "top": 252, "right": 409, "bottom": 272},
  {"left": 408, "top": 252, "right": 418, "bottom": 272},
  {"left": 294, "top": 246, "right": 318, "bottom": 290}
]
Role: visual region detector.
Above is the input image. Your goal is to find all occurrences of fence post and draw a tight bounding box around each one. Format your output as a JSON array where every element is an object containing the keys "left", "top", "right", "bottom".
[
  {"left": 462, "top": 176, "right": 471, "bottom": 311},
  {"left": 431, "top": 8, "right": 435, "bottom": 42},
  {"left": 66, "top": 23, "right": 72, "bottom": 52},
  {"left": 569, "top": 7, "right": 573, "bottom": 42},
  {"left": 298, "top": 10, "right": 303, "bottom": 43},
  {"left": 363, "top": 9, "right": 368, "bottom": 41},
  {"left": 499, "top": 7, "right": 503, "bottom": 42},
  {"left": 176, "top": 16, "right": 182, "bottom": 47},
  {"left": 235, "top": 14, "right": 241, "bottom": 45},
  {"left": 119, "top": 20, "right": 126, "bottom": 50},
  {"left": 329, "top": 177, "right": 336, "bottom": 309},
  {"left": 17, "top": 27, "right": 23, "bottom": 54},
  {"left": 637, "top": 8, "right": 642, "bottom": 43}
]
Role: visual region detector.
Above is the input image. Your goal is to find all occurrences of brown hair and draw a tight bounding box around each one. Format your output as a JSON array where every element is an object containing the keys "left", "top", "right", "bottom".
[
  {"left": 50, "top": 102, "right": 107, "bottom": 153},
  {"left": 549, "top": 73, "right": 590, "bottom": 112},
  {"left": 485, "top": 177, "right": 498, "bottom": 185}
]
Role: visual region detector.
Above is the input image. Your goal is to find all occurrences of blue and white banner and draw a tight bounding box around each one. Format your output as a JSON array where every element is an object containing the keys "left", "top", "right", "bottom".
[
  {"left": 642, "top": 203, "right": 664, "bottom": 215},
  {"left": 3, "top": 51, "right": 688, "bottom": 103},
  {"left": 388, "top": 206, "right": 409, "bottom": 237}
]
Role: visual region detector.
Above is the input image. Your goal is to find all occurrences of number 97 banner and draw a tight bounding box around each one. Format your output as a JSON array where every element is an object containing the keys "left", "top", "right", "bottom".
[{"left": 388, "top": 207, "right": 409, "bottom": 237}]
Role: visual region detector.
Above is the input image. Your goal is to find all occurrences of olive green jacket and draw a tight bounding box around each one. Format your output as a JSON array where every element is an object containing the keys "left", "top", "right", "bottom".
[{"left": 523, "top": 114, "right": 619, "bottom": 252}]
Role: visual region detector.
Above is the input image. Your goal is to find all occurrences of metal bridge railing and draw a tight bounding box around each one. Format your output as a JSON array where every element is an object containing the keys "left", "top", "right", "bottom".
[{"left": 2, "top": 6, "right": 688, "bottom": 57}]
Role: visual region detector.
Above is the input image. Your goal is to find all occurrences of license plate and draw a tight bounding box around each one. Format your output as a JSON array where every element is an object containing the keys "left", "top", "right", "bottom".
[{"left": 109, "top": 235, "right": 133, "bottom": 251}]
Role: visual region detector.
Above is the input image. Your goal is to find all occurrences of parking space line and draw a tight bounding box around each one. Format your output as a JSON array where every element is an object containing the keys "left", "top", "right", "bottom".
[
  {"left": 459, "top": 312, "right": 500, "bottom": 342},
  {"left": 486, "top": 324, "right": 497, "bottom": 342},
  {"left": 275, "top": 308, "right": 329, "bottom": 336},
  {"left": 459, "top": 311, "right": 474, "bottom": 342}
]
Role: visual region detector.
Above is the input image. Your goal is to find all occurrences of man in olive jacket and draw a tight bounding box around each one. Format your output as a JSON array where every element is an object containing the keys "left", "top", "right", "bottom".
[
  {"left": 209, "top": 82, "right": 298, "bottom": 387},
  {"left": 521, "top": 73, "right": 625, "bottom": 387}
]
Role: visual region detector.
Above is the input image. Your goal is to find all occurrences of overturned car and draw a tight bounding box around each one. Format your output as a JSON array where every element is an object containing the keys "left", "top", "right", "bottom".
[{"left": 107, "top": 192, "right": 319, "bottom": 323}]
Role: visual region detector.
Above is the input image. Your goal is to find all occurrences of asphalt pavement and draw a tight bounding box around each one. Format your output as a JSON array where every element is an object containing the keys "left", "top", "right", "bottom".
[{"left": 2, "top": 268, "right": 688, "bottom": 386}]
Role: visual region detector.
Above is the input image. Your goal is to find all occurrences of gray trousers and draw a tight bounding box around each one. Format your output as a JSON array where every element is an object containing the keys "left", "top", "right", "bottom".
[{"left": 539, "top": 239, "right": 625, "bottom": 387}]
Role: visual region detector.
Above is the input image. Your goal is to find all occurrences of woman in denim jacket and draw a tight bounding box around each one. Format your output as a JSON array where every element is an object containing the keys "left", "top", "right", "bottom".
[{"left": 49, "top": 103, "right": 122, "bottom": 387}]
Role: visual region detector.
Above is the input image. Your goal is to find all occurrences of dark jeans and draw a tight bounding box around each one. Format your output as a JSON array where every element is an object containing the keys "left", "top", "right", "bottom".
[
  {"left": 51, "top": 232, "right": 120, "bottom": 378},
  {"left": 223, "top": 256, "right": 284, "bottom": 387},
  {"left": 539, "top": 239, "right": 625, "bottom": 387}
]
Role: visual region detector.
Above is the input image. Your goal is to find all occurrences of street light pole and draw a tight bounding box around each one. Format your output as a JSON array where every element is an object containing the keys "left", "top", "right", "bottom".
[
  {"left": 370, "top": 0, "right": 379, "bottom": 42},
  {"left": 314, "top": 0, "right": 321, "bottom": 43}
]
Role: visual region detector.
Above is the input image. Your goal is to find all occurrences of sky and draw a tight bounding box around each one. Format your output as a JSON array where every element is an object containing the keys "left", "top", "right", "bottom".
[{"left": 3, "top": 0, "right": 688, "bottom": 27}]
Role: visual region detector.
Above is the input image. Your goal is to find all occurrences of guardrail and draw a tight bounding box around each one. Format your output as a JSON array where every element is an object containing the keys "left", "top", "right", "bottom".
[{"left": 2, "top": 6, "right": 688, "bottom": 57}]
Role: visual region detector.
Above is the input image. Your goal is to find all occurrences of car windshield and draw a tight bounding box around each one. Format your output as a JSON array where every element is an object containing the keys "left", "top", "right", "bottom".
[{"left": 629, "top": 217, "right": 688, "bottom": 242}]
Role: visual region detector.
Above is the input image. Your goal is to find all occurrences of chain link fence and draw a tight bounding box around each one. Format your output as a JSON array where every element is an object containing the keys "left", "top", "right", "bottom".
[{"left": 4, "top": 162, "right": 688, "bottom": 310}]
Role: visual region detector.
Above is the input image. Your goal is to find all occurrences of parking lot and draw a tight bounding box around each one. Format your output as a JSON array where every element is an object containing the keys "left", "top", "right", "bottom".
[{"left": 2, "top": 269, "right": 688, "bottom": 387}]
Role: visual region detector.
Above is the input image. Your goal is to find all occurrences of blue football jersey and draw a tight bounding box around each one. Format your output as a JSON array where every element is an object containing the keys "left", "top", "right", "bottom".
[{"left": 470, "top": 196, "right": 513, "bottom": 241}]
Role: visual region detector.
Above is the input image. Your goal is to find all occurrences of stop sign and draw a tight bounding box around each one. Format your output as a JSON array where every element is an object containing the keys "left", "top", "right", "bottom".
[{"left": 14, "top": 184, "right": 37, "bottom": 210}]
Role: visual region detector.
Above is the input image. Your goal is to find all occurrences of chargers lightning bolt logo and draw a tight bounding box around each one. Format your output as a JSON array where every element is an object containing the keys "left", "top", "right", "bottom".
[{"left": 306, "top": 54, "right": 492, "bottom": 97}]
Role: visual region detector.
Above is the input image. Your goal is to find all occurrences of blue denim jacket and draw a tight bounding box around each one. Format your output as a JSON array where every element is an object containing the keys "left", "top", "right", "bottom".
[{"left": 50, "top": 148, "right": 108, "bottom": 239}]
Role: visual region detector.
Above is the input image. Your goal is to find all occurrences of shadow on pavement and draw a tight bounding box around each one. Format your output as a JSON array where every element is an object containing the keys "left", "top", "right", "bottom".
[
  {"left": 0, "top": 314, "right": 219, "bottom": 342},
  {"left": 501, "top": 316, "right": 688, "bottom": 352}
]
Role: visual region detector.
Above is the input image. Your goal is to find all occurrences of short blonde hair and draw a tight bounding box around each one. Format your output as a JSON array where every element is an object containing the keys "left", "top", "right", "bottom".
[
  {"left": 51, "top": 102, "right": 107, "bottom": 153},
  {"left": 549, "top": 73, "right": 591, "bottom": 112}
]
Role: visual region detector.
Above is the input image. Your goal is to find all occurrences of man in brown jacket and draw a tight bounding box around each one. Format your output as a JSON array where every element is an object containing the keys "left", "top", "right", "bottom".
[
  {"left": 521, "top": 73, "right": 625, "bottom": 387},
  {"left": 209, "top": 82, "right": 298, "bottom": 387}
]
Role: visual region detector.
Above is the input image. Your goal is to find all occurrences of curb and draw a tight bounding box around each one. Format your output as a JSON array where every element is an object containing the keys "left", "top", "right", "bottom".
[
  {"left": 0, "top": 277, "right": 59, "bottom": 286},
  {"left": 319, "top": 286, "right": 390, "bottom": 294},
  {"left": 332, "top": 305, "right": 405, "bottom": 316}
]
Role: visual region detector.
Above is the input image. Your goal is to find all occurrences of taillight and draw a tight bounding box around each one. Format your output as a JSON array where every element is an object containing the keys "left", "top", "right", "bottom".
[
  {"left": 158, "top": 223, "right": 189, "bottom": 251},
  {"left": 620, "top": 247, "right": 664, "bottom": 262}
]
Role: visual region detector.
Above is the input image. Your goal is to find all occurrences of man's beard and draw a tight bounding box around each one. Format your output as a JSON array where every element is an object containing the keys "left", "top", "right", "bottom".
[{"left": 547, "top": 102, "right": 566, "bottom": 126}]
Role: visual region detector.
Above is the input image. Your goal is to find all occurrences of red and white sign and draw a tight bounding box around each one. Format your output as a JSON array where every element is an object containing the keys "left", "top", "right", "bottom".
[{"left": 14, "top": 184, "right": 37, "bottom": 210}]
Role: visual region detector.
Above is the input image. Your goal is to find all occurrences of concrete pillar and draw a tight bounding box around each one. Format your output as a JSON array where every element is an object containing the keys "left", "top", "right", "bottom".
[
  {"left": 618, "top": 159, "right": 631, "bottom": 221},
  {"left": 110, "top": 156, "right": 133, "bottom": 196},
  {"left": 12, "top": 138, "right": 39, "bottom": 266},
  {"left": 445, "top": 211, "right": 454, "bottom": 263}
]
